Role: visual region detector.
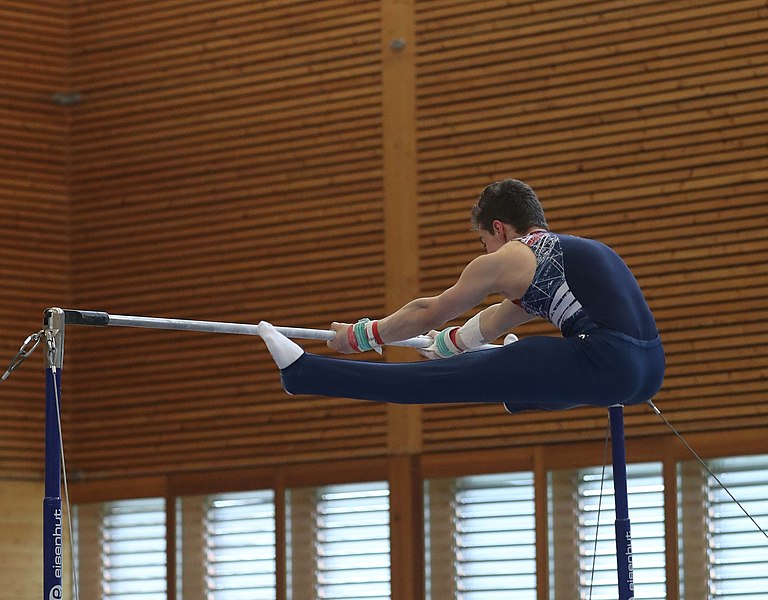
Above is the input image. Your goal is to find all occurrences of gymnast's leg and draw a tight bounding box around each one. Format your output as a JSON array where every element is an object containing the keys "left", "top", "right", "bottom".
[{"left": 257, "top": 321, "right": 630, "bottom": 410}]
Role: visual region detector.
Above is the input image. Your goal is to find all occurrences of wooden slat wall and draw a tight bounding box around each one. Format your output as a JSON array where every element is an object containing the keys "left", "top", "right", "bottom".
[
  {"left": 0, "top": 481, "right": 43, "bottom": 598},
  {"left": 0, "top": 1, "right": 70, "bottom": 479},
  {"left": 3, "top": 3, "right": 763, "bottom": 599},
  {"left": 66, "top": 0, "right": 388, "bottom": 478},
  {"left": 48, "top": 0, "right": 767, "bottom": 481},
  {"left": 415, "top": 0, "right": 768, "bottom": 451}
]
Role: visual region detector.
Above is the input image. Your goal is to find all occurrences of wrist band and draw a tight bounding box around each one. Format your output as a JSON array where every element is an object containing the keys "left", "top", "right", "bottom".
[
  {"left": 347, "top": 323, "right": 361, "bottom": 352},
  {"left": 433, "top": 326, "right": 463, "bottom": 358},
  {"left": 352, "top": 318, "right": 382, "bottom": 353},
  {"left": 449, "top": 327, "right": 460, "bottom": 349},
  {"left": 371, "top": 320, "right": 384, "bottom": 345}
]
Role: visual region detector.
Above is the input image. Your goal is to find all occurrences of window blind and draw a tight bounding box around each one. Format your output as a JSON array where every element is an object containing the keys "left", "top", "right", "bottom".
[
  {"left": 205, "top": 490, "right": 276, "bottom": 600},
  {"left": 705, "top": 454, "right": 768, "bottom": 599},
  {"left": 313, "top": 481, "right": 391, "bottom": 600},
  {"left": 574, "top": 462, "right": 666, "bottom": 600},
  {"left": 426, "top": 472, "right": 537, "bottom": 599},
  {"left": 454, "top": 472, "right": 537, "bottom": 599},
  {"left": 100, "top": 497, "right": 166, "bottom": 600}
]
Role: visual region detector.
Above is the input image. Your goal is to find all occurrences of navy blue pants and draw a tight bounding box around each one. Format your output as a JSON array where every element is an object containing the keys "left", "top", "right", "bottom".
[{"left": 280, "top": 328, "right": 665, "bottom": 413}]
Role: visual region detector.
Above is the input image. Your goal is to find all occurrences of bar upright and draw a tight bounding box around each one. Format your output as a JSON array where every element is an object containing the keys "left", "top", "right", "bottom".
[
  {"left": 609, "top": 404, "right": 635, "bottom": 600},
  {"left": 43, "top": 308, "right": 65, "bottom": 600}
]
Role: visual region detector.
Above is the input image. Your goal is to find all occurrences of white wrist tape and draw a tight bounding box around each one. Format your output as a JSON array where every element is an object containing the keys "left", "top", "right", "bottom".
[{"left": 457, "top": 312, "right": 487, "bottom": 349}]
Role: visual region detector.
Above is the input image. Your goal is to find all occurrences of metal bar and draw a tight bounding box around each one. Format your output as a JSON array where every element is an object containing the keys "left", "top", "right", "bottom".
[
  {"left": 609, "top": 405, "right": 635, "bottom": 600},
  {"left": 61, "top": 309, "right": 500, "bottom": 350}
]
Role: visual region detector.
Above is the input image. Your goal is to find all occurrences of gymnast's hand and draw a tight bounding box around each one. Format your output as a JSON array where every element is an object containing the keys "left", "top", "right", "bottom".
[
  {"left": 417, "top": 327, "right": 467, "bottom": 360},
  {"left": 415, "top": 330, "right": 443, "bottom": 360},
  {"left": 327, "top": 322, "right": 356, "bottom": 353}
]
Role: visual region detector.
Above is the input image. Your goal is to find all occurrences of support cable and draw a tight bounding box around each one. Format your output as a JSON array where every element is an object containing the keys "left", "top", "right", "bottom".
[{"left": 647, "top": 400, "right": 768, "bottom": 541}]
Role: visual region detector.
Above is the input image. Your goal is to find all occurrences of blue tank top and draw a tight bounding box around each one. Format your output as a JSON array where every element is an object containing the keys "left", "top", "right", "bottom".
[{"left": 515, "top": 231, "right": 658, "bottom": 339}]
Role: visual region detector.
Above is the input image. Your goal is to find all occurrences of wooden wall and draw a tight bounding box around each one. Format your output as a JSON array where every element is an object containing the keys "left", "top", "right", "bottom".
[
  {"left": 60, "top": 0, "right": 768, "bottom": 482},
  {"left": 0, "top": 481, "right": 43, "bottom": 598},
  {"left": 0, "top": 5, "right": 70, "bottom": 595},
  {"left": 0, "top": 0, "right": 765, "bottom": 521},
  {"left": 66, "top": 0, "right": 388, "bottom": 478},
  {"left": 0, "top": 2, "right": 70, "bottom": 479},
  {"left": 414, "top": 0, "right": 768, "bottom": 452},
  {"left": 1, "top": 1, "right": 765, "bottom": 599},
  {"left": 0, "top": 480, "right": 73, "bottom": 600}
]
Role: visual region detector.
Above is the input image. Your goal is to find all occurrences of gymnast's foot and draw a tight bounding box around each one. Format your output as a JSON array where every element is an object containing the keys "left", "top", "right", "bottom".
[{"left": 257, "top": 321, "right": 305, "bottom": 369}]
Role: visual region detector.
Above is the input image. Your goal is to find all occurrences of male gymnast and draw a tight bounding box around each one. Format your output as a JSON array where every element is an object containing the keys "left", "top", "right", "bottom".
[{"left": 258, "top": 179, "right": 664, "bottom": 412}]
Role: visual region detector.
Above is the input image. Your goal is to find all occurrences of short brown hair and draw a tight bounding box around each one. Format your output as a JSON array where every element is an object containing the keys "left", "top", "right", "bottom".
[{"left": 471, "top": 179, "right": 548, "bottom": 233}]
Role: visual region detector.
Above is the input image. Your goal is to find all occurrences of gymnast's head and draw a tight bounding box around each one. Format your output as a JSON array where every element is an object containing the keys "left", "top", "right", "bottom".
[{"left": 471, "top": 179, "right": 549, "bottom": 235}]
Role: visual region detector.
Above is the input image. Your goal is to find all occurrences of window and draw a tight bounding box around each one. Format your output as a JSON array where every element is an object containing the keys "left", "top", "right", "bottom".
[
  {"left": 72, "top": 456, "right": 768, "bottom": 600},
  {"left": 205, "top": 490, "right": 276, "bottom": 600},
  {"left": 680, "top": 454, "right": 768, "bottom": 599},
  {"left": 288, "top": 481, "right": 391, "bottom": 600},
  {"left": 426, "top": 472, "right": 537, "bottom": 599},
  {"left": 550, "top": 462, "right": 666, "bottom": 599},
  {"left": 100, "top": 497, "right": 167, "bottom": 600}
]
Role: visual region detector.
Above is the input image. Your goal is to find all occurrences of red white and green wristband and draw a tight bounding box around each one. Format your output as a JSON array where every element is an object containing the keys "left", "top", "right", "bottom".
[
  {"left": 432, "top": 326, "right": 463, "bottom": 358},
  {"left": 348, "top": 318, "right": 384, "bottom": 353},
  {"left": 432, "top": 313, "right": 487, "bottom": 358},
  {"left": 348, "top": 312, "right": 487, "bottom": 356}
]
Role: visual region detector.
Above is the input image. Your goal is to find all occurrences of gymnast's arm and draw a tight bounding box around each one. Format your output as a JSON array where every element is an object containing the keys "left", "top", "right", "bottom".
[
  {"left": 329, "top": 245, "right": 533, "bottom": 352},
  {"left": 473, "top": 299, "right": 536, "bottom": 343},
  {"left": 375, "top": 253, "right": 499, "bottom": 344}
]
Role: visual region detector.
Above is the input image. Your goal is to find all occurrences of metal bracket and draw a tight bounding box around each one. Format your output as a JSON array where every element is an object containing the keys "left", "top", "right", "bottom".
[{"left": 43, "top": 307, "right": 66, "bottom": 370}]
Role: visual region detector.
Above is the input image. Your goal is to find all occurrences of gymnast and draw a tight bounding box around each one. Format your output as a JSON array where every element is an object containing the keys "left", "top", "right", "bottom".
[{"left": 257, "top": 179, "right": 664, "bottom": 412}]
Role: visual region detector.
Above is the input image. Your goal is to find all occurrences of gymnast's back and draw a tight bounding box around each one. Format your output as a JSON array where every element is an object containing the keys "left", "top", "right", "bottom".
[{"left": 516, "top": 231, "right": 659, "bottom": 341}]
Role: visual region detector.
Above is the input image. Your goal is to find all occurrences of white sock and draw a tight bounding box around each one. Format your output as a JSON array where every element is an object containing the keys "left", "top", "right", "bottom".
[{"left": 257, "top": 321, "right": 304, "bottom": 369}]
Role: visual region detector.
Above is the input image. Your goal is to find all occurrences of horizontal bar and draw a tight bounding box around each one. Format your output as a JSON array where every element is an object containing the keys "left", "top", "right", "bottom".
[{"left": 61, "top": 309, "right": 501, "bottom": 350}]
